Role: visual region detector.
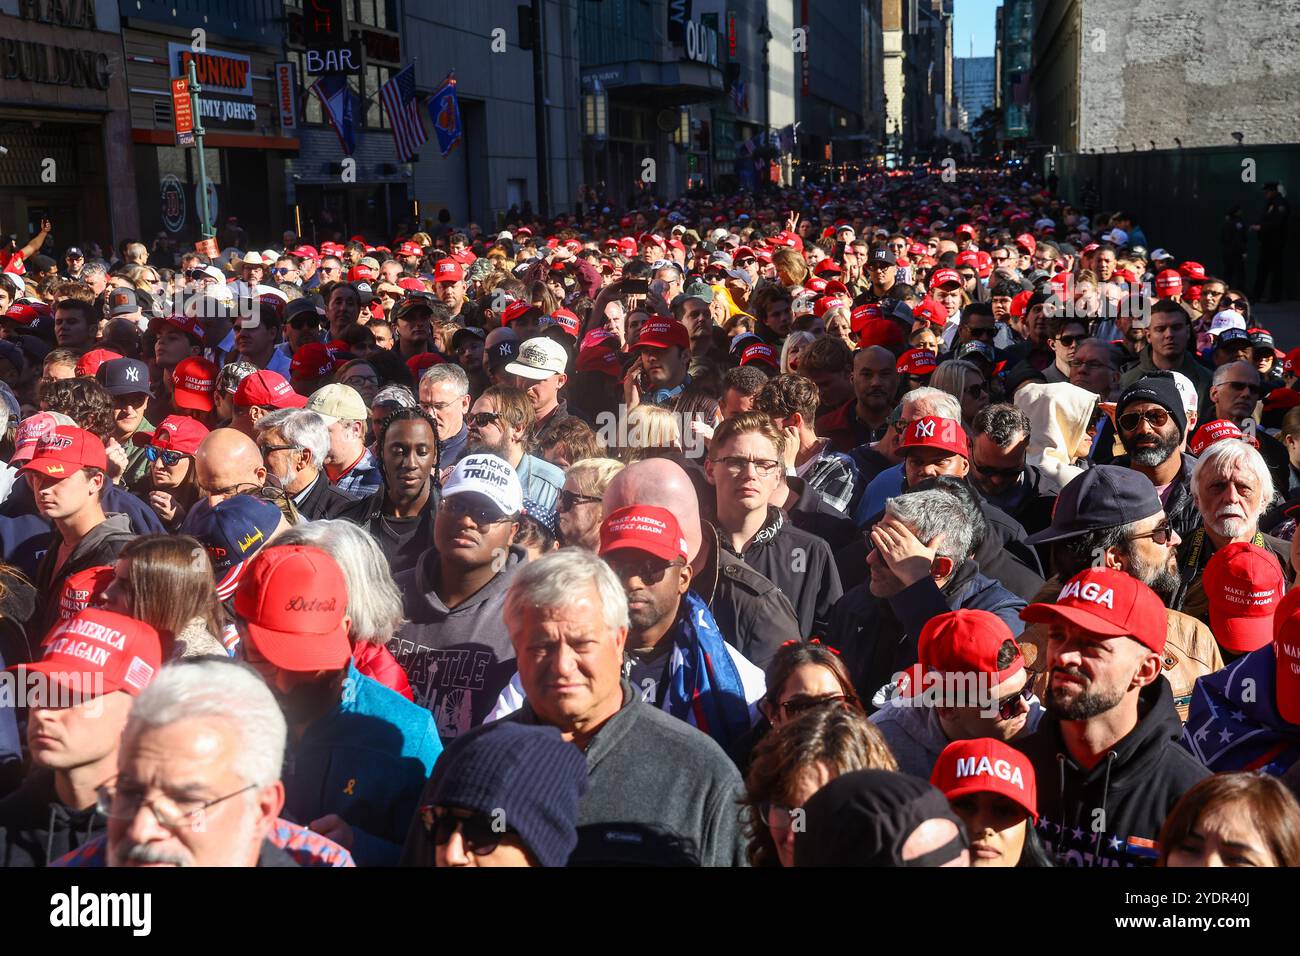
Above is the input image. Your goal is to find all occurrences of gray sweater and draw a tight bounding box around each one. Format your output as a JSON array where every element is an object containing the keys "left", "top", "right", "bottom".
[{"left": 401, "top": 682, "right": 748, "bottom": 866}]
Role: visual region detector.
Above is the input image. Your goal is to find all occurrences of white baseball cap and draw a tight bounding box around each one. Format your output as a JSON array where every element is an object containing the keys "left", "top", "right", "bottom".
[
  {"left": 1168, "top": 371, "right": 1198, "bottom": 419},
  {"left": 504, "top": 336, "right": 568, "bottom": 381},
  {"left": 307, "top": 383, "right": 367, "bottom": 424},
  {"left": 1207, "top": 309, "right": 1247, "bottom": 337},
  {"left": 1102, "top": 228, "right": 1128, "bottom": 246},
  {"left": 1150, "top": 248, "right": 1174, "bottom": 262},
  {"left": 443, "top": 454, "right": 523, "bottom": 518},
  {"left": 708, "top": 228, "right": 729, "bottom": 244}
]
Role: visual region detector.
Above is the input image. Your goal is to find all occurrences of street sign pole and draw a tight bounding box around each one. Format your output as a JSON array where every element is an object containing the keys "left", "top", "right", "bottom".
[{"left": 188, "top": 58, "right": 213, "bottom": 244}]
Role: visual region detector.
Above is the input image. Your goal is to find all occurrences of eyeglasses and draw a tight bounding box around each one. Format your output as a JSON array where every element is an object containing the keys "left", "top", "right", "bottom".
[
  {"left": 1118, "top": 408, "right": 1169, "bottom": 432},
  {"left": 1223, "top": 381, "right": 1262, "bottom": 395},
  {"left": 711, "top": 455, "right": 781, "bottom": 478},
  {"left": 272, "top": 267, "right": 295, "bottom": 276},
  {"left": 418, "top": 806, "right": 502, "bottom": 855},
  {"left": 605, "top": 554, "right": 684, "bottom": 585},
  {"left": 1127, "top": 520, "right": 1175, "bottom": 546},
  {"left": 964, "top": 382, "right": 989, "bottom": 397},
  {"left": 341, "top": 375, "right": 379, "bottom": 389},
  {"left": 973, "top": 460, "right": 1022, "bottom": 480},
  {"left": 1068, "top": 359, "right": 1113, "bottom": 372},
  {"left": 777, "top": 693, "right": 858, "bottom": 718},
  {"left": 439, "top": 496, "right": 511, "bottom": 526},
  {"left": 288, "top": 316, "right": 321, "bottom": 330},
  {"left": 967, "top": 326, "right": 997, "bottom": 340},
  {"left": 145, "top": 446, "right": 186, "bottom": 467},
  {"left": 996, "top": 680, "right": 1036, "bottom": 720},
  {"left": 1225, "top": 299, "right": 1247, "bottom": 310},
  {"left": 557, "top": 489, "right": 602, "bottom": 512},
  {"left": 1056, "top": 334, "right": 1084, "bottom": 348},
  {"left": 96, "top": 779, "right": 258, "bottom": 831},
  {"left": 466, "top": 411, "right": 502, "bottom": 429}
]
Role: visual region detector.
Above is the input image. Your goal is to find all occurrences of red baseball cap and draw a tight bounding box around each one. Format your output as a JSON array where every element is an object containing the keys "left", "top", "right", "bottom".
[
  {"left": 896, "top": 348, "right": 938, "bottom": 377},
  {"left": 976, "top": 250, "right": 993, "bottom": 278},
  {"left": 291, "top": 342, "right": 342, "bottom": 380},
  {"left": 849, "top": 303, "right": 882, "bottom": 335},
  {"left": 813, "top": 295, "right": 848, "bottom": 319},
  {"left": 898, "top": 415, "right": 968, "bottom": 459},
  {"left": 1015, "top": 232, "right": 1037, "bottom": 255},
  {"left": 931, "top": 738, "right": 1037, "bottom": 823},
  {"left": 153, "top": 312, "right": 205, "bottom": 342},
  {"left": 1010, "top": 289, "right": 1032, "bottom": 318},
  {"left": 15, "top": 608, "right": 162, "bottom": 698},
  {"left": 3, "top": 302, "right": 51, "bottom": 327},
  {"left": 132, "top": 415, "right": 210, "bottom": 456},
  {"left": 814, "top": 259, "right": 842, "bottom": 276},
  {"left": 1203, "top": 543, "right": 1284, "bottom": 654},
  {"left": 1154, "top": 269, "right": 1183, "bottom": 296},
  {"left": 636, "top": 318, "right": 689, "bottom": 351},
  {"left": 233, "top": 370, "right": 308, "bottom": 409},
  {"left": 502, "top": 300, "right": 542, "bottom": 327},
  {"left": 599, "top": 505, "right": 689, "bottom": 564},
  {"left": 347, "top": 263, "right": 376, "bottom": 283},
  {"left": 1189, "top": 419, "right": 1243, "bottom": 456},
  {"left": 804, "top": 276, "right": 829, "bottom": 294},
  {"left": 1180, "top": 261, "right": 1208, "bottom": 283},
  {"left": 913, "top": 297, "right": 949, "bottom": 328},
  {"left": 919, "top": 609, "right": 1025, "bottom": 684},
  {"left": 434, "top": 258, "right": 464, "bottom": 283},
  {"left": 1284, "top": 349, "right": 1300, "bottom": 372},
  {"left": 576, "top": 339, "right": 622, "bottom": 379},
  {"left": 397, "top": 276, "right": 425, "bottom": 293},
  {"left": 20, "top": 426, "right": 107, "bottom": 477},
  {"left": 856, "top": 319, "right": 905, "bottom": 351},
  {"left": 292, "top": 244, "right": 319, "bottom": 260},
  {"left": 406, "top": 352, "right": 446, "bottom": 378},
  {"left": 1273, "top": 588, "right": 1300, "bottom": 724},
  {"left": 955, "top": 224, "right": 976, "bottom": 238},
  {"left": 550, "top": 308, "right": 581, "bottom": 337},
  {"left": 233, "top": 545, "right": 351, "bottom": 672},
  {"left": 739, "top": 343, "right": 778, "bottom": 369},
  {"left": 1020, "top": 567, "right": 1166, "bottom": 653},
  {"left": 398, "top": 241, "right": 423, "bottom": 257},
  {"left": 930, "top": 268, "right": 962, "bottom": 290},
  {"left": 172, "top": 356, "right": 218, "bottom": 412},
  {"left": 1264, "top": 387, "right": 1300, "bottom": 413},
  {"left": 74, "top": 349, "right": 122, "bottom": 378},
  {"left": 955, "top": 250, "right": 980, "bottom": 270},
  {"left": 10, "top": 412, "right": 69, "bottom": 464},
  {"left": 58, "top": 565, "right": 114, "bottom": 621}
]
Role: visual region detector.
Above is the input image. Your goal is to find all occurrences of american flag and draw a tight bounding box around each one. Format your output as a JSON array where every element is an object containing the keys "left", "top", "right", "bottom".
[{"left": 379, "top": 63, "right": 427, "bottom": 162}]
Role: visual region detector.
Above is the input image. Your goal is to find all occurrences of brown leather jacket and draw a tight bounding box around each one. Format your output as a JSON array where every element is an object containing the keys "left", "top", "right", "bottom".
[{"left": 1019, "top": 577, "right": 1224, "bottom": 722}]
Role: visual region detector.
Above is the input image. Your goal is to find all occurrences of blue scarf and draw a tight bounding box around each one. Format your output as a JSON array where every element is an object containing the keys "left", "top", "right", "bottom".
[{"left": 662, "top": 590, "right": 752, "bottom": 750}]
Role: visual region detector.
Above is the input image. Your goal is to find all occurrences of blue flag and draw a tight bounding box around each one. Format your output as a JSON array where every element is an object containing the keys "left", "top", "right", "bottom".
[
  {"left": 427, "top": 74, "right": 462, "bottom": 157},
  {"left": 310, "top": 74, "right": 358, "bottom": 156}
]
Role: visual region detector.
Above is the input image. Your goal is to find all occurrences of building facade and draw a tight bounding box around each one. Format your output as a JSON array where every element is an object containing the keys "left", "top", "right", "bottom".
[
  {"left": 0, "top": 0, "right": 136, "bottom": 249},
  {"left": 953, "top": 56, "right": 995, "bottom": 131}
]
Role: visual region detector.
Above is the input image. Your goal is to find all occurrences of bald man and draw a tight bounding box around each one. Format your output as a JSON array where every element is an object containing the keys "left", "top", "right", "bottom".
[
  {"left": 604, "top": 458, "right": 799, "bottom": 669},
  {"left": 817, "top": 345, "right": 900, "bottom": 454},
  {"left": 180, "top": 428, "right": 270, "bottom": 534}
]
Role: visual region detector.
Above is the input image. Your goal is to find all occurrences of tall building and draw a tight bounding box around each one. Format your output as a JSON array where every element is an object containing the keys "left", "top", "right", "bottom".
[
  {"left": 953, "top": 56, "right": 995, "bottom": 130},
  {"left": 998, "top": 0, "right": 1033, "bottom": 144}
]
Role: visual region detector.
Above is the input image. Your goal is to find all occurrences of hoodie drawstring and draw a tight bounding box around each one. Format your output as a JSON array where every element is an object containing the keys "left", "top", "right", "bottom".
[
  {"left": 1092, "top": 751, "right": 1118, "bottom": 868},
  {"left": 45, "top": 804, "right": 56, "bottom": 865}
]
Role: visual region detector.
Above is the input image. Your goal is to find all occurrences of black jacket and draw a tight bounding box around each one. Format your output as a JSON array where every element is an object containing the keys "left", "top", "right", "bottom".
[
  {"left": 978, "top": 464, "right": 1057, "bottom": 539},
  {"left": 694, "top": 522, "right": 801, "bottom": 671},
  {"left": 293, "top": 472, "right": 360, "bottom": 522},
  {"left": 31, "top": 514, "right": 135, "bottom": 644},
  {"left": 1110, "top": 452, "right": 1201, "bottom": 543},
  {"left": 721, "top": 506, "right": 842, "bottom": 638},
  {"left": 1015, "top": 678, "right": 1209, "bottom": 867},
  {"left": 0, "top": 769, "right": 105, "bottom": 867},
  {"left": 337, "top": 480, "right": 440, "bottom": 578}
]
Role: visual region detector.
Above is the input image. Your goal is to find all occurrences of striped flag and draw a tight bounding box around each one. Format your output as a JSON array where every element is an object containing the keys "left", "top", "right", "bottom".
[
  {"left": 309, "top": 74, "right": 358, "bottom": 156},
  {"left": 379, "top": 63, "right": 427, "bottom": 162}
]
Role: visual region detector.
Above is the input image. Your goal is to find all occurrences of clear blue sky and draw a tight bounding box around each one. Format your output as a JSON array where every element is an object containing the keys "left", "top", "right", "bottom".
[{"left": 953, "top": 0, "right": 1000, "bottom": 59}]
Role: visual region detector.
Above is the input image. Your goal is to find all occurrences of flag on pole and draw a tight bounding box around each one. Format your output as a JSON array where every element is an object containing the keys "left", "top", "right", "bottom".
[
  {"left": 379, "top": 63, "right": 427, "bottom": 162},
  {"left": 427, "top": 73, "right": 463, "bottom": 157},
  {"left": 309, "top": 74, "right": 358, "bottom": 156}
]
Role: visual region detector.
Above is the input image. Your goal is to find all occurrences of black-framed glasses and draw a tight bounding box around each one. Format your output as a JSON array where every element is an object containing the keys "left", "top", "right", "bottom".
[
  {"left": 606, "top": 554, "right": 684, "bottom": 585},
  {"left": 1068, "top": 359, "right": 1113, "bottom": 372},
  {"left": 145, "top": 446, "right": 186, "bottom": 467},
  {"left": 1118, "top": 408, "right": 1169, "bottom": 432},
  {"left": 1225, "top": 299, "right": 1247, "bottom": 310},
  {"left": 96, "top": 779, "right": 258, "bottom": 831},
  {"left": 557, "top": 489, "right": 602, "bottom": 512},
  {"left": 466, "top": 411, "right": 502, "bottom": 429},
  {"left": 1224, "top": 381, "right": 1262, "bottom": 395},
  {"left": 967, "top": 326, "right": 997, "bottom": 340},
  {"left": 996, "top": 679, "right": 1036, "bottom": 720},
  {"left": 778, "top": 692, "right": 858, "bottom": 718},
  {"left": 288, "top": 315, "right": 321, "bottom": 330},
  {"left": 1056, "top": 334, "right": 1084, "bottom": 348},
  {"left": 258, "top": 443, "right": 299, "bottom": 457},
  {"left": 419, "top": 806, "right": 503, "bottom": 856},
  {"left": 1127, "top": 520, "right": 1175, "bottom": 546},
  {"left": 202, "top": 480, "right": 260, "bottom": 498},
  {"left": 439, "top": 496, "right": 511, "bottom": 526},
  {"left": 712, "top": 455, "right": 781, "bottom": 478},
  {"left": 973, "top": 460, "right": 1022, "bottom": 480}
]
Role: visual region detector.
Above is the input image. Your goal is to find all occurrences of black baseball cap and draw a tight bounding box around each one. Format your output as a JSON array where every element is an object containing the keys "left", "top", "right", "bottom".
[
  {"left": 485, "top": 338, "right": 519, "bottom": 374},
  {"left": 107, "top": 287, "right": 141, "bottom": 317},
  {"left": 1213, "top": 327, "right": 1250, "bottom": 351},
  {"left": 1024, "top": 465, "right": 1163, "bottom": 545},
  {"left": 870, "top": 248, "right": 898, "bottom": 267},
  {"left": 95, "top": 358, "right": 151, "bottom": 396}
]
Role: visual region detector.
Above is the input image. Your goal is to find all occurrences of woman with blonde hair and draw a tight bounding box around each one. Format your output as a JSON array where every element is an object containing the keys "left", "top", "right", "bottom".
[
  {"left": 621, "top": 404, "right": 682, "bottom": 462},
  {"left": 780, "top": 331, "right": 817, "bottom": 374},
  {"left": 930, "top": 358, "right": 990, "bottom": 429}
]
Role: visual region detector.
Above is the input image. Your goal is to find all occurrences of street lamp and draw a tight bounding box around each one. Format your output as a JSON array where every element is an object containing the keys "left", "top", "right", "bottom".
[{"left": 583, "top": 82, "right": 608, "bottom": 141}]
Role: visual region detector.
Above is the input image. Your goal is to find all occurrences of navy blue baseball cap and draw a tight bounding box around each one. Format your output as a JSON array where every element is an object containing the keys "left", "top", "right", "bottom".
[
  {"left": 1024, "top": 464, "right": 1164, "bottom": 545},
  {"left": 522, "top": 496, "right": 559, "bottom": 540},
  {"left": 95, "top": 357, "right": 151, "bottom": 396},
  {"left": 191, "top": 494, "right": 283, "bottom": 599}
]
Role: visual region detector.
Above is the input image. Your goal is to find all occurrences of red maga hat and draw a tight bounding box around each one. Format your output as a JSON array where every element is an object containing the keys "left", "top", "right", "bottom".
[
  {"left": 896, "top": 348, "right": 938, "bottom": 377},
  {"left": 14, "top": 608, "right": 162, "bottom": 698},
  {"left": 599, "top": 505, "right": 689, "bottom": 563},
  {"left": 636, "top": 318, "right": 690, "bottom": 351},
  {"left": 132, "top": 415, "right": 209, "bottom": 456},
  {"left": 233, "top": 370, "right": 308, "bottom": 409},
  {"left": 1020, "top": 567, "right": 1166, "bottom": 653},
  {"left": 20, "top": 426, "right": 107, "bottom": 477},
  {"left": 1204, "top": 543, "right": 1284, "bottom": 654},
  {"left": 1188, "top": 419, "right": 1243, "bottom": 456},
  {"left": 173, "top": 356, "right": 217, "bottom": 412},
  {"left": 931, "top": 738, "right": 1037, "bottom": 823}
]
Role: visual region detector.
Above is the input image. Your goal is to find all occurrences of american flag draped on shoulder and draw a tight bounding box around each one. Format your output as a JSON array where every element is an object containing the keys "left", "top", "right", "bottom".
[
  {"left": 379, "top": 63, "right": 428, "bottom": 162},
  {"left": 308, "top": 74, "right": 359, "bottom": 156},
  {"left": 427, "top": 72, "right": 463, "bottom": 157}
]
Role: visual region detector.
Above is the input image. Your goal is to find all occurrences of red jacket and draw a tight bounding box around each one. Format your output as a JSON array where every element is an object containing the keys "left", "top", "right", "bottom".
[{"left": 352, "top": 642, "right": 414, "bottom": 701}]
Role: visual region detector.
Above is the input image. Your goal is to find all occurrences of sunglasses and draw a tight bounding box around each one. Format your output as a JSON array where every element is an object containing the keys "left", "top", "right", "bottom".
[
  {"left": 967, "top": 326, "right": 996, "bottom": 340},
  {"left": 964, "top": 382, "right": 989, "bottom": 397},
  {"left": 272, "top": 267, "right": 295, "bottom": 275},
  {"left": 439, "top": 496, "right": 511, "bottom": 526},
  {"left": 973, "top": 460, "right": 1021, "bottom": 480},
  {"left": 557, "top": 489, "right": 602, "bottom": 512},
  {"left": 1225, "top": 299, "right": 1247, "bottom": 309},
  {"left": 1223, "top": 381, "right": 1262, "bottom": 395},
  {"left": 777, "top": 693, "right": 857, "bottom": 718},
  {"left": 466, "top": 411, "right": 502, "bottom": 429},
  {"left": 1127, "top": 520, "right": 1175, "bottom": 547},
  {"left": 605, "top": 554, "right": 684, "bottom": 585},
  {"left": 419, "top": 807, "right": 502, "bottom": 855},
  {"left": 1055, "top": 334, "right": 1084, "bottom": 347},
  {"left": 996, "top": 679, "right": 1036, "bottom": 720},
  {"left": 288, "top": 316, "right": 322, "bottom": 330},
  {"left": 1118, "top": 408, "right": 1169, "bottom": 432},
  {"left": 145, "top": 446, "right": 186, "bottom": 467}
]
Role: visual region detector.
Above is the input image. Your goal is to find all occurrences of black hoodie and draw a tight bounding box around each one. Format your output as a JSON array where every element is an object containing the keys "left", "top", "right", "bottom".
[
  {"left": 0, "top": 768, "right": 105, "bottom": 867},
  {"left": 1015, "top": 678, "right": 1209, "bottom": 867}
]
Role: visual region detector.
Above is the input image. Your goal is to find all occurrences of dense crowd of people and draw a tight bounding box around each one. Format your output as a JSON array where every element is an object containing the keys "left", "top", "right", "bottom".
[{"left": 0, "top": 168, "right": 1296, "bottom": 868}]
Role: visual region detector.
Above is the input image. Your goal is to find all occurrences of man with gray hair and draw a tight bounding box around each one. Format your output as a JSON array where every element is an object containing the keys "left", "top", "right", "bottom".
[
  {"left": 828, "top": 484, "right": 1027, "bottom": 709},
  {"left": 419, "top": 363, "right": 471, "bottom": 467},
  {"left": 1179, "top": 437, "right": 1289, "bottom": 622},
  {"left": 254, "top": 408, "right": 355, "bottom": 520},
  {"left": 105, "top": 659, "right": 293, "bottom": 867},
  {"left": 401, "top": 548, "right": 746, "bottom": 867}
]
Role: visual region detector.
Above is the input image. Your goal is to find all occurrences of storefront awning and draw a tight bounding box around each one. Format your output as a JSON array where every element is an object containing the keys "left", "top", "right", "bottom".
[{"left": 582, "top": 61, "right": 723, "bottom": 105}]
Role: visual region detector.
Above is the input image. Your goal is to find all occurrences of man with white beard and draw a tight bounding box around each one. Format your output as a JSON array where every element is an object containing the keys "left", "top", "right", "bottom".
[{"left": 1177, "top": 438, "right": 1291, "bottom": 621}]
